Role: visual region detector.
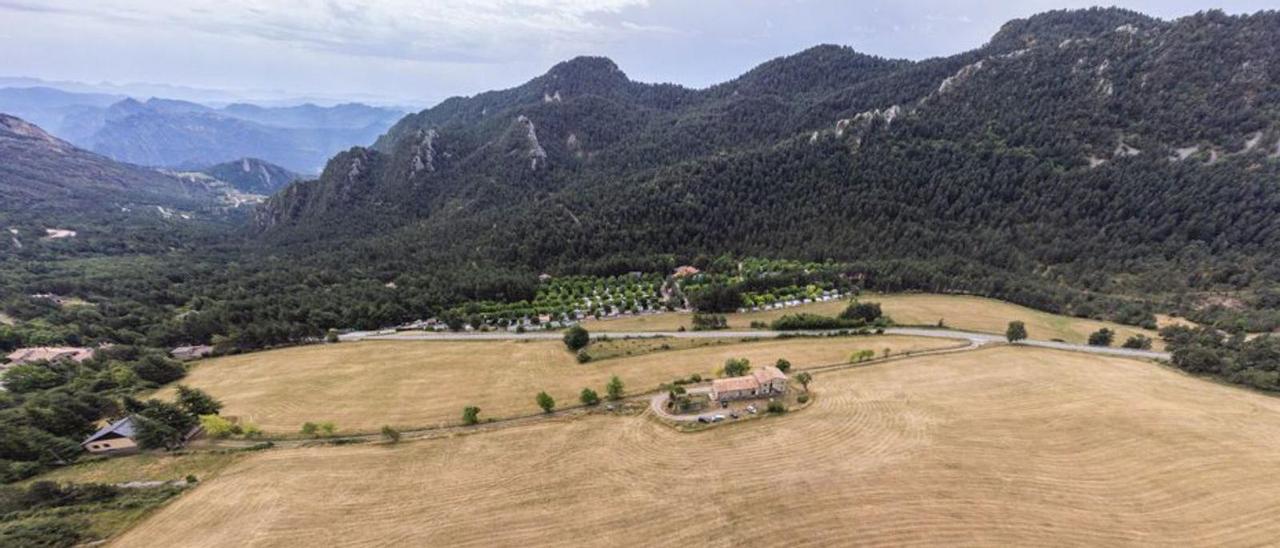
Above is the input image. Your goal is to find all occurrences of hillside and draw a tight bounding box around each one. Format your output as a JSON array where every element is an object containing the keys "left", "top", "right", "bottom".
[
  {"left": 256, "top": 9, "right": 1280, "bottom": 304},
  {"left": 199, "top": 158, "right": 301, "bottom": 195}
]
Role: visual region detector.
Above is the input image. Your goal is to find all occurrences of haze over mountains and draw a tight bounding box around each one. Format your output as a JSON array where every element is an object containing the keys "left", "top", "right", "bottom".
[{"left": 0, "top": 87, "right": 404, "bottom": 173}]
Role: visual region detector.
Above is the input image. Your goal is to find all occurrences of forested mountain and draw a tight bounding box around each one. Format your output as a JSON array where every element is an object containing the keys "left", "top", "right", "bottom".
[
  {"left": 0, "top": 114, "right": 217, "bottom": 212},
  {"left": 198, "top": 158, "right": 300, "bottom": 195},
  {"left": 257, "top": 8, "right": 1280, "bottom": 306}
]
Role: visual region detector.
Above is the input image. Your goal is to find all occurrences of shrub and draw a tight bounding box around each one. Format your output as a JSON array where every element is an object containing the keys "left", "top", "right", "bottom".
[
  {"left": 536, "top": 391, "right": 556, "bottom": 413},
  {"left": 606, "top": 376, "right": 625, "bottom": 400},
  {"left": 723, "top": 358, "right": 751, "bottom": 377},
  {"left": 797, "top": 394, "right": 810, "bottom": 404},
  {"left": 770, "top": 314, "right": 857, "bottom": 330},
  {"left": 1121, "top": 334, "right": 1153, "bottom": 350},
  {"left": 840, "top": 301, "right": 883, "bottom": 323},
  {"left": 300, "top": 422, "right": 319, "bottom": 437},
  {"left": 774, "top": 358, "right": 791, "bottom": 373},
  {"left": 1088, "top": 328, "right": 1115, "bottom": 347},
  {"left": 462, "top": 406, "right": 481, "bottom": 425},
  {"left": 1006, "top": 321, "right": 1028, "bottom": 342},
  {"left": 691, "top": 313, "right": 728, "bottom": 331},
  {"left": 199, "top": 414, "right": 237, "bottom": 439},
  {"left": 580, "top": 388, "right": 601, "bottom": 406},
  {"left": 380, "top": 426, "right": 401, "bottom": 443},
  {"left": 575, "top": 350, "right": 592, "bottom": 363},
  {"left": 186, "top": 474, "right": 198, "bottom": 484},
  {"left": 325, "top": 329, "right": 339, "bottom": 343},
  {"left": 563, "top": 326, "right": 590, "bottom": 351},
  {"left": 766, "top": 401, "right": 787, "bottom": 414}
]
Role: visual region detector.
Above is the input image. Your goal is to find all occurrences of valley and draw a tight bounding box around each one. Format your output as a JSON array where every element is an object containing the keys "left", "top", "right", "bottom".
[{"left": 3, "top": 5, "right": 1280, "bottom": 547}]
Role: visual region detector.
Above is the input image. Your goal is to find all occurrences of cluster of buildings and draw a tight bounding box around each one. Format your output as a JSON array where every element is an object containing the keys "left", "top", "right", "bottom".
[{"left": 737, "top": 289, "right": 845, "bottom": 313}]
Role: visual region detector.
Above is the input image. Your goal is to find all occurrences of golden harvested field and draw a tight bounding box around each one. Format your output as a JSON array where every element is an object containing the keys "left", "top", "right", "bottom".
[
  {"left": 170, "top": 336, "right": 952, "bottom": 434},
  {"left": 585, "top": 292, "right": 1164, "bottom": 348},
  {"left": 118, "top": 346, "right": 1280, "bottom": 547}
]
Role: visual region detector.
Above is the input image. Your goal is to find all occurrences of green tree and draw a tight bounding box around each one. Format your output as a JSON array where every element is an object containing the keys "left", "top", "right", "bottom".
[
  {"left": 840, "top": 301, "right": 883, "bottom": 323},
  {"left": 1088, "top": 328, "right": 1115, "bottom": 347},
  {"left": 462, "top": 406, "right": 481, "bottom": 425},
  {"left": 199, "top": 415, "right": 238, "bottom": 439},
  {"left": 318, "top": 422, "right": 336, "bottom": 436},
  {"left": 381, "top": 425, "right": 401, "bottom": 443},
  {"left": 579, "top": 388, "right": 600, "bottom": 406},
  {"left": 300, "top": 422, "right": 319, "bottom": 437},
  {"left": 606, "top": 375, "right": 625, "bottom": 401},
  {"left": 795, "top": 371, "right": 813, "bottom": 392},
  {"left": 175, "top": 385, "right": 222, "bottom": 416},
  {"left": 536, "top": 391, "right": 556, "bottom": 413},
  {"left": 774, "top": 358, "right": 792, "bottom": 373},
  {"left": 563, "top": 325, "right": 590, "bottom": 351},
  {"left": 1006, "top": 321, "right": 1028, "bottom": 343},
  {"left": 1122, "top": 334, "right": 1153, "bottom": 350},
  {"left": 723, "top": 357, "right": 751, "bottom": 377}
]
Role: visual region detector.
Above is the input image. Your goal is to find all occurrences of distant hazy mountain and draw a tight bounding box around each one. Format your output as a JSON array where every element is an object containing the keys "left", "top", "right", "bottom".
[
  {"left": 0, "top": 89, "right": 404, "bottom": 173},
  {"left": 0, "top": 113, "right": 219, "bottom": 212},
  {"left": 199, "top": 158, "right": 301, "bottom": 195}
]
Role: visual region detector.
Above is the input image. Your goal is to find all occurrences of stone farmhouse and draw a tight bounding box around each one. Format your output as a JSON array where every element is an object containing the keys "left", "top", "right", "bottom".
[{"left": 710, "top": 366, "right": 788, "bottom": 402}]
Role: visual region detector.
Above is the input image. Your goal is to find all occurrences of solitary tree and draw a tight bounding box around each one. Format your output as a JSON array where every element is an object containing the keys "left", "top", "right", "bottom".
[
  {"left": 774, "top": 358, "right": 792, "bottom": 373},
  {"left": 563, "top": 325, "right": 590, "bottom": 351},
  {"left": 1006, "top": 321, "right": 1028, "bottom": 343},
  {"left": 536, "top": 391, "right": 556, "bottom": 413},
  {"left": 381, "top": 425, "right": 401, "bottom": 443},
  {"left": 462, "top": 406, "right": 481, "bottom": 425},
  {"left": 1088, "top": 328, "right": 1115, "bottom": 347},
  {"left": 300, "top": 422, "right": 319, "bottom": 437},
  {"left": 795, "top": 371, "right": 813, "bottom": 392},
  {"left": 579, "top": 388, "right": 601, "bottom": 406},
  {"left": 723, "top": 357, "right": 751, "bottom": 377},
  {"left": 606, "top": 375, "right": 625, "bottom": 401}
]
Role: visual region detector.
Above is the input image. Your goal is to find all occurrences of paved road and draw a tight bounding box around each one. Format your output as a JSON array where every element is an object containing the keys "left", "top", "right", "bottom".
[{"left": 342, "top": 326, "right": 1169, "bottom": 360}]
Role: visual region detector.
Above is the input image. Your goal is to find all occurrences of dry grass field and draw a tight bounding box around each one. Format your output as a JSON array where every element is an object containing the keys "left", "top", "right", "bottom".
[
  {"left": 24, "top": 452, "right": 244, "bottom": 486},
  {"left": 118, "top": 346, "right": 1280, "bottom": 547},
  {"left": 168, "top": 336, "right": 953, "bottom": 434},
  {"left": 584, "top": 293, "right": 1164, "bottom": 348}
]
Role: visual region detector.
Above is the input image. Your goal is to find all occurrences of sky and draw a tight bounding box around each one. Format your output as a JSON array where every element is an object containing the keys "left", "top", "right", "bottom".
[{"left": 0, "top": 0, "right": 1275, "bottom": 108}]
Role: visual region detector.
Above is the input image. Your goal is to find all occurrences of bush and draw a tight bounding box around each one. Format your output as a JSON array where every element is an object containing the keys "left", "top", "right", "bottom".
[
  {"left": 1121, "top": 334, "right": 1153, "bottom": 350},
  {"left": 606, "top": 376, "right": 625, "bottom": 400},
  {"left": 691, "top": 313, "right": 728, "bottom": 331},
  {"left": 766, "top": 401, "right": 787, "bottom": 414},
  {"left": 770, "top": 314, "right": 858, "bottom": 331},
  {"left": 199, "top": 415, "right": 238, "bottom": 439},
  {"left": 723, "top": 358, "right": 751, "bottom": 377},
  {"left": 1088, "top": 328, "right": 1115, "bottom": 347},
  {"left": 563, "top": 325, "right": 590, "bottom": 351},
  {"left": 536, "top": 391, "right": 556, "bottom": 413},
  {"left": 840, "top": 301, "right": 883, "bottom": 323},
  {"left": 186, "top": 474, "right": 198, "bottom": 484},
  {"left": 579, "top": 388, "right": 600, "bottom": 406},
  {"left": 797, "top": 394, "right": 810, "bottom": 404},
  {"left": 462, "top": 406, "right": 481, "bottom": 425},
  {"left": 774, "top": 358, "right": 791, "bottom": 373},
  {"left": 1006, "top": 321, "right": 1027, "bottom": 342},
  {"left": 380, "top": 426, "right": 401, "bottom": 443},
  {"left": 575, "top": 350, "right": 592, "bottom": 363}
]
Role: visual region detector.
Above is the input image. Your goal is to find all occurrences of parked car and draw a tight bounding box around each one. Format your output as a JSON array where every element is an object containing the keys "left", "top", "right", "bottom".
[
  {"left": 712, "top": 415, "right": 726, "bottom": 422},
  {"left": 730, "top": 412, "right": 740, "bottom": 419},
  {"left": 746, "top": 405, "right": 757, "bottom": 414},
  {"left": 697, "top": 416, "right": 710, "bottom": 423}
]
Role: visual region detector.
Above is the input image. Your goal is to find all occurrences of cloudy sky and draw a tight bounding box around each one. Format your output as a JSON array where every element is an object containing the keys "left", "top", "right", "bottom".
[{"left": 1, "top": 0, "right": 1274, "bottom": 107}]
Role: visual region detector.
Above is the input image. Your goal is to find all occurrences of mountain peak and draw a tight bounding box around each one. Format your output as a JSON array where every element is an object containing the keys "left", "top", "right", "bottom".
[
  {"left": 539, "top": 56, "right": 631, "bottom": 96},
  {"left": 0, "top": 113, "right": 69, "bottom": 150}
]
